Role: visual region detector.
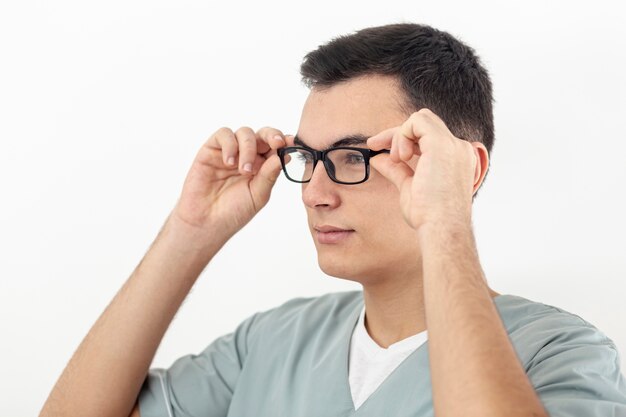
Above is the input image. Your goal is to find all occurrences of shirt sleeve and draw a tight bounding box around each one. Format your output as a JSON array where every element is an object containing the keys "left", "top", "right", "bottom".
[
  {"left": 525, "top": 317, "right": 626, "bottom": 417},
  {"left": 137, "top": 311, "right": 261, "bottom": 417}
]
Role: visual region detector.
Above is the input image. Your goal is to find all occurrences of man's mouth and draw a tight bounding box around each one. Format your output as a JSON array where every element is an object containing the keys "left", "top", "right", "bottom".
[{"left": 314, "top": 225, "right": 355, "bottom": 244}]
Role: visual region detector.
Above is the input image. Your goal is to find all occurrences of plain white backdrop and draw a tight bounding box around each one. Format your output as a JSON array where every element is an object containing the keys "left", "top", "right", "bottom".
[{"left": 1, "top": 0, "right": 625, "bottom": 415}]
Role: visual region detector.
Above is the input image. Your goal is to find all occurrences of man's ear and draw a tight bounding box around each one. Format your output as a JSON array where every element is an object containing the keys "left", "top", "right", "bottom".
[{"left": 471, "top": 141, "right": 490, "bottom": 196}]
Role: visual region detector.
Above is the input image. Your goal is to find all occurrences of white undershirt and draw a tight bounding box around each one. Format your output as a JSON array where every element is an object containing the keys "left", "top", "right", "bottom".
[{"left": 348, "top": 305, "right": 428, "bottom": 410}]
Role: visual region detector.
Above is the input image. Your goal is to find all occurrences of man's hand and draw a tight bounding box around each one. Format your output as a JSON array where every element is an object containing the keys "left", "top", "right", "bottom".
[
  {"left": 39, "top": 126, "right": 293, "bottom": 417},
  {"left": 367, "top": 108, "right": 488, "bottom": 232},
  {"left": 367, "top": 109, "right": 549, "bottom": 417},
  {"left": 173, "top": 126, "right": 292, "bottom": 242}
]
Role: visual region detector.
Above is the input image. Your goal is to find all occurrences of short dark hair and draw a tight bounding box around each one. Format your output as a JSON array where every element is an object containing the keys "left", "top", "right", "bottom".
[{"left": 300, "top": 23, "right": 495, "bottom": 195}]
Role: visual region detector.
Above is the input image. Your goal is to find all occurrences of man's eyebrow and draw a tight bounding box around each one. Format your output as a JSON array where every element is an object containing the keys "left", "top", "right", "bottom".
[{"left": 293, "top": 134, "right": 369, "bottom": 150}]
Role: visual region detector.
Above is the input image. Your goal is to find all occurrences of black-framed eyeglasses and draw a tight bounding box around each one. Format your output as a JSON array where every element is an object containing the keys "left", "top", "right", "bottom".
[{"left": 277, "top": 146, "right": 390, "bottom": 185}]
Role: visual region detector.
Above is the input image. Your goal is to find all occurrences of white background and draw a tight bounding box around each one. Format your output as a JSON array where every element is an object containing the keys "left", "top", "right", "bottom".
[{"left": 1, "top": 0, "right": 625, "bottom": 415}]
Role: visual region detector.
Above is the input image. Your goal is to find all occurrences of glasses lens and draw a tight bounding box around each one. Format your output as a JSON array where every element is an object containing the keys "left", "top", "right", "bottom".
[
  {"left": 282, "top": 148, "right": 315, "bottom": 182},
  {"left": 326, "top": 149, "right": 366, "bottom": 183}
]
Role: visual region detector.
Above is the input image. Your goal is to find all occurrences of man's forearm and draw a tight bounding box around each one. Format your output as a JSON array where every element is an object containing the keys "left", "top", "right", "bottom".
[
  {"left": 419, "top": 222, "right": 548, "bottom": 417},
  {"left": 39, "top": 213, "right": 223, "bottom": 417}
]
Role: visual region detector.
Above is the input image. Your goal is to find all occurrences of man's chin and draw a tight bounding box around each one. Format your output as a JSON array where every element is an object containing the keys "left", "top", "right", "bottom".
[{"left": 317, "top": 254, "right": 359, "bottom": 280}]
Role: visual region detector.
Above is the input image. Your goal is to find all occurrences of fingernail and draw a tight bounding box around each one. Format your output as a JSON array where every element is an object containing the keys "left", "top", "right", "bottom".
[
  {"left": 227, "top": 157, "right": 235, "bottom": 166},
  {"left": 244, "top": 163, "right": 252, "bottom": 172},
  {"left": 274, "top": 134, "right": 284, "bottom": 142}
]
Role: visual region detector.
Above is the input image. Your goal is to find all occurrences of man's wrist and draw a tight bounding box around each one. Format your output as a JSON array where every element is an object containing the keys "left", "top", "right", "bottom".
[
  {"left": 159, "top": 210, "right": 228, "bottom": 262},
  {"left": 416, "top": 217, "right": 474, "bottom": 243}
]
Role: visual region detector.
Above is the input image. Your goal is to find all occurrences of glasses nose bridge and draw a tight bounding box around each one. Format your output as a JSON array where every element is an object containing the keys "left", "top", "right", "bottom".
[{"left": 309, "top": 149, "right": 334, "bottom": 183}]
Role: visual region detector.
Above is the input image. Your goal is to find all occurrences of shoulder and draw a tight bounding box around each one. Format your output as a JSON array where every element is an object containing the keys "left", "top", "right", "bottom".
[
  {"left": 495, "top": 294, "right": 626, "bottom": 410},
  {"left": 494, "top": 294, "right": 620, "bottom": 367},
  {"left": 265, "top": 289, "right": 362, "bottom": 317},
  {"left": 245, "top": 290, "right": 363, "bottom": 342}
]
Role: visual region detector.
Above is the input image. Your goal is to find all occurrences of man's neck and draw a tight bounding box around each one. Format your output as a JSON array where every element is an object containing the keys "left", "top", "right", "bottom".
[{"left": 362, "top": 278, "right": 500, "bottom": 349}]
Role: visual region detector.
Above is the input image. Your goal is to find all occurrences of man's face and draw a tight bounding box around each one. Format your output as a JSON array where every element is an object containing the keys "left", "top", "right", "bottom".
[{"left": 293, "top": 74, "right": 423, "bottom": 283}]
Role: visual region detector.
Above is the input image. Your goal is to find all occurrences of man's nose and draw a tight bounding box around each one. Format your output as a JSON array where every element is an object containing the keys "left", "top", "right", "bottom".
[{"left": 302, "top": 160, "right": 341, "bottom": 209}]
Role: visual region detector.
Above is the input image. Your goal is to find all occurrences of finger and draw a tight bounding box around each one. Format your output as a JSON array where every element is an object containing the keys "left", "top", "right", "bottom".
[
  {"left": 207, "top": 127, "right": 238, "bottom": 167},
  {"left": 284, "top": 134, "right": 295, "bottom": 147},
  {"left": 399, "top": 134, "right": 416, "bottom": 162},
  {"left": 369, "top": 153, "right": 414, "bottom": 192},
  {"left": 256, "top": 126, "right": 287, "bottom": 150},
  {"left": 390, "top": 129, "right": 402, "bottom": 162},
  {"left": 249, "top": 153, "right": 284, "bottom": 208},
  {"left": 406, "top": 153, "right": 420, "bottom": 171},
  {"left": 255, "top": 136, "right": 271, "bottom": 157},
  {"left": 404, "top": 110, "right": 448, "bottom": 154},
  {"left": 249, "top": 144, "right": 282, "bottom": 175},
  {"left": 234, "top": 126, "right": 258, "bottom": 174},
  {"left": 399, "top": 118, "right": 420, "bottom": 162},
  {"left": 367, "top": 126, "right": 397, "bottom": 150}
]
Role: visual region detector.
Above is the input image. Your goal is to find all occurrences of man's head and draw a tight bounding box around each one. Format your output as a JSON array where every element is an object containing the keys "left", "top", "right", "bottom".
[
  {"left": 292, "top": 23, "right": 494, "bottom": 283},
  {"left": 300, "top": 23, "right": 494, "bottom": 160}
]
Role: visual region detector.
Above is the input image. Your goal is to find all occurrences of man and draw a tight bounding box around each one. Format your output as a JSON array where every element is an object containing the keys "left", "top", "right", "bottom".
[{"left": 40, "top": 23, "right": 626, "bottom": 417}]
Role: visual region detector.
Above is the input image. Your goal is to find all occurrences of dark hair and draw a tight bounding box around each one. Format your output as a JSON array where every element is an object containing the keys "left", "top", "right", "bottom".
[{"left": 300, "top": 23, "right": 495, "bottom": 195}]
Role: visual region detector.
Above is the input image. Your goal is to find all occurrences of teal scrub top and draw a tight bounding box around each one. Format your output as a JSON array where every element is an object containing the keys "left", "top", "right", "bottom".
[{"left": 138, "top": 291, "right": 626, "bottom": 417}]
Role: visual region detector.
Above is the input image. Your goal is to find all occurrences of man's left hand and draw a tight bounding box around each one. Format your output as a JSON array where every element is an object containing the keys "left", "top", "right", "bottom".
[{"left": 367, "top": 108, "right": 488, "bottom": 232}]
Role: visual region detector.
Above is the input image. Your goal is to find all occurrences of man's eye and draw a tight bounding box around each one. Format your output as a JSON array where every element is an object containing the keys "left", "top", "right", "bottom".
[
  {"left": 345, "top": 153, "right": 365, "bottom": 164},
  {"left": 296, "top": 152, "right": 314, "bottom": 163}
]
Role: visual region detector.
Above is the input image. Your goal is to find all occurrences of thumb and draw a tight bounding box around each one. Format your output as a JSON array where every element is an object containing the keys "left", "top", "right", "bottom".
[
  {"left": 249, "top": 153, "right": 284, "bottom": 208},
  {"left": 370, "top": 154, "right": 414, "bottom": 192}
]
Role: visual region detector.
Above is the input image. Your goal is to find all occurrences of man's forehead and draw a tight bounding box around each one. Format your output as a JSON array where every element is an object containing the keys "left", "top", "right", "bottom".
[
  {"left": 295, "top": 77, "right": 409, "bottom": 150},
  {"left": 293, "top": 133, "right": 370, "bottom": 150}
]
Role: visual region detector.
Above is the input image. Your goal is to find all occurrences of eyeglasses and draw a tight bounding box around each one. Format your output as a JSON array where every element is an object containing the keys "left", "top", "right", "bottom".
[{"left": 277, "top": 146, "right": 390, "bottom": 185}]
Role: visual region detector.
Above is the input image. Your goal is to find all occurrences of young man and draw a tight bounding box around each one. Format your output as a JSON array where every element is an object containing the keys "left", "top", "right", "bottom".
[{"left": 41, "top": 23, "right": 626, "bottom": 417}]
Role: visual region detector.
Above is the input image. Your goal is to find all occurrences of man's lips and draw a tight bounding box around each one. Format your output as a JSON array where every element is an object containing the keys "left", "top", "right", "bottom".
[
  {"left": 314, "top": 225, "right": 354, "bottom": 233},
  {"left": 314, "top": 225, "right": 355, "bottom": 244}
]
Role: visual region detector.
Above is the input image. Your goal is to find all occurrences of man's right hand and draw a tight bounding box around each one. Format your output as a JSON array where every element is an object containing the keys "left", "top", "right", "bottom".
[
  {"left": 39, "top": 126, "right": 292, "bottom": 417},
  {"left": 171, "top": 126, "right": 291, "bottom": 241}
]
